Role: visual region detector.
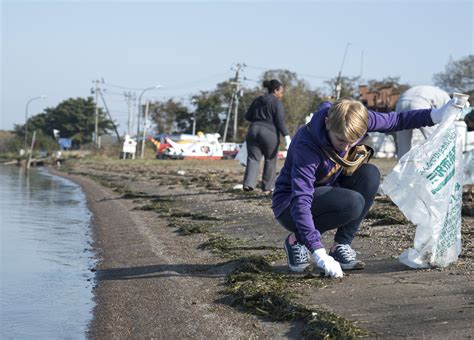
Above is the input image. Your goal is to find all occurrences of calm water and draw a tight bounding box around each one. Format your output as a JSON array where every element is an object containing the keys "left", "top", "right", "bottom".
[{"left": 0, "top": 166, "right": 95, "bottom": 339}]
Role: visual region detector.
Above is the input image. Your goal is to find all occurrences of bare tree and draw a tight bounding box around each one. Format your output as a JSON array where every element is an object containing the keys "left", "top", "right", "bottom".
[{"left": 433, "top": 55, "right": 474, "bottom": 94}]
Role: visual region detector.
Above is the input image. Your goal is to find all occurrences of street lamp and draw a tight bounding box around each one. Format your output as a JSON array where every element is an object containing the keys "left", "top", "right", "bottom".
[
  {"left": 24, "top": 95, "right": 46, "bottom": 151},
  {"left": 137, "top": 85, "right": 162, "bottom": 139}
]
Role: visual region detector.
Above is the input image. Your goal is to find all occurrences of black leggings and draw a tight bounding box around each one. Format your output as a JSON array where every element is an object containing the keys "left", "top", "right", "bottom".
[{"left": 277, "top": 163, "right": 381, "bottom": 245}]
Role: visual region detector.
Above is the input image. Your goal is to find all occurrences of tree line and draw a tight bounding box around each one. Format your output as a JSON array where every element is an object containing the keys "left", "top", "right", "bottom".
[{"left": 7, "top": 55, "right": 473, "bottom": 152}]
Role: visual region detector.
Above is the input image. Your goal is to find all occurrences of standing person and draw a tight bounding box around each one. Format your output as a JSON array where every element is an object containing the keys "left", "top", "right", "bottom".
[
  {"left": 395, "top": 85, "right": 451, "bottom": 159},
  {"left": 243, "top": 79, "right": 291, "bottom": 193},
  {"left": 272, "top": 98, "right": 464, "bottom": 277}
]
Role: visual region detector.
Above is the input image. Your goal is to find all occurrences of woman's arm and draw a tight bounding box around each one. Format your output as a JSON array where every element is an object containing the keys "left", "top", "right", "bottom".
[
  {"left": 290, "top": 149, "right": 324, "bottom": 252},
  {"left": 367, "top": 108, "right": 433, "bottom": 133},
  {"left": 273, "top": 100, "right": 289, "bottom": 136}
]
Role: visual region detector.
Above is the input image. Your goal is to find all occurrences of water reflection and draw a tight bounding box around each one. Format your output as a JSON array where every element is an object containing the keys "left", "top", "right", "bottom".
[{"left": 0, "top": 166, "right": 95, "bottom": 339}]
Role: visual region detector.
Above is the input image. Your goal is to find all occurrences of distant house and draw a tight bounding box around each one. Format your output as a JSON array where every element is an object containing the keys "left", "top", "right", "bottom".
[{"left": 359, "top": 85, "right": 401, "bottom": 112}]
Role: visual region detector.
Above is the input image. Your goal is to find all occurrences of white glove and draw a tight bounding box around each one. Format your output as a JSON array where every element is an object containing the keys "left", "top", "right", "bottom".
[
  {"left": 312, "top": 248, "right": 343, "bottom": 278},
  {"left": 284, "top": 135, "right": 291, "bottom": 150},
  {"left": 430, "top": 98, "right": 460, "bottom": 124}
]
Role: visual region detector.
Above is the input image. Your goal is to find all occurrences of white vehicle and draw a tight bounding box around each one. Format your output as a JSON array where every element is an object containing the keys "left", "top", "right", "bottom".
[{"left": 161, "top": 133, "right": 224, "bottom": 160}]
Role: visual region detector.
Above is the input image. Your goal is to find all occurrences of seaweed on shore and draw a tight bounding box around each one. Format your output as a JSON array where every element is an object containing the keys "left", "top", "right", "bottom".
[
  {"left": 119, "top": 190, "right": 150, "bottom": 199},
  {"left": 170, "top": 211, "right": 220, "bottom": 220},
  {"left": 224, "top": 256, "right": 373, "bottom": 339},
  {"left": 134, "top": 202, "right": 172, "bottom": 215},
  {"left": 198, "top": 233, "right": 283, "bottom": 260},
  {"left": 167, "top": 220, "right": 213, "bottom": 236},
  {"left": 199, "top": 234, "right": 246, "bottom": 257},
  {"left": 177, "top": 224, "right": 211, "bottom": 235}
]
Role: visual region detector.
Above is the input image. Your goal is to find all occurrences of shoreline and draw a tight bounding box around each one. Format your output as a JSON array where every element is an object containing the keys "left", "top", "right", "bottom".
[
  {"left": 48, "top": 168, "right": 107, "bottom": 337},
  {"left": 48, "top": 166, "right": 296, "bottom": 338},
  {"left": 48, "top": 159, "right": 474, "bottom": 338}
]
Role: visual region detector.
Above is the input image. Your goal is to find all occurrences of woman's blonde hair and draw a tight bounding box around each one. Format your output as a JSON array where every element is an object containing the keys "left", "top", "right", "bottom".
[{"left": 326, "top": 99, "right": 368, "bottom": 142}]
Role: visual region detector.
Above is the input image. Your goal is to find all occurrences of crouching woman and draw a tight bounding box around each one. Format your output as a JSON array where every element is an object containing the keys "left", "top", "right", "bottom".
[{"left": 272, "top": 98, "right": 457, "bottom": 277}]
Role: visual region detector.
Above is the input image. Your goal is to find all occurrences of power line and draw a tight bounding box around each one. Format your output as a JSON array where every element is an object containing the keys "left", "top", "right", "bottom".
[{"left": 101, "top": 82, "right": 145, "bottom": 91}]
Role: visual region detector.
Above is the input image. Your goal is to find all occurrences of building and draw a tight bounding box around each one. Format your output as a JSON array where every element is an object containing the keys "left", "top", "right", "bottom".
[{"left": 359, "top": 85, "right": 401, "bottom": 112}]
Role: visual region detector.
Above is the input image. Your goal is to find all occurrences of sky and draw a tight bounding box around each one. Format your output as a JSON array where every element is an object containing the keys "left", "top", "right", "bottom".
[{"left": 1, "top": 0, "right": 473, "bottom": 134}]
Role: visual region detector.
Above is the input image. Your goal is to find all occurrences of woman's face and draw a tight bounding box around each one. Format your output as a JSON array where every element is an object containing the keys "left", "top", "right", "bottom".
[
  {"left": 327, "top": 130, "right": 357, "bottom": 153},
  {"left": 273, "top": 86, "right": 284, "bottom": 100}
]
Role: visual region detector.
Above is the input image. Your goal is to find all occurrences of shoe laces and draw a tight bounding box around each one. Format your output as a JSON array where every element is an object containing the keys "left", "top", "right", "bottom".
[
  {"left": 292, "top": 243, "right": 309, "bottom": 264},
  {"left": 337, "top": 244, "right": 357, "bottom": 261}
]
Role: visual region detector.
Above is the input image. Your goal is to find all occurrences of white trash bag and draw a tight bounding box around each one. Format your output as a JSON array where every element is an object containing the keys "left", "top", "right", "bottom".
[
  {"left": 235, "top": 141, "right": 247, "bottom": 166},
  {"left": 381, "top": 103, "right": 465, "bottom": 268}
]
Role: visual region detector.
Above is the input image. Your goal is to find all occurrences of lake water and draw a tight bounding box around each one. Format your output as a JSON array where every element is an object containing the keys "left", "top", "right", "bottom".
[{"left": 0, "top": 166, "right": 95, "bottom": 339}]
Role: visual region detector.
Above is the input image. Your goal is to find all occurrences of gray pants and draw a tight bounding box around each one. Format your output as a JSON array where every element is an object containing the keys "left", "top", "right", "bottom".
[
  {"left": 243, "top": 122, "right": 279, "bottom": 191},
  {"left": 395, "top": 126, "right": 436, "bottom": 159},
  {"left": 395, "top": 100, "right": 436, "bottom": 159}
]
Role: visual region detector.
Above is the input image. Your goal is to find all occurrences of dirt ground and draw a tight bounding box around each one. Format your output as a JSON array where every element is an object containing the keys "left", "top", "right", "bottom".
[{"left": 53, "top": 157, "right": 473, "bottom": 339}]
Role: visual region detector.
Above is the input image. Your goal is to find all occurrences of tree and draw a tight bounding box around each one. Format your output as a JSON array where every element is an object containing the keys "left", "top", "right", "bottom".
[
  {"left": 325, "top": 75, "right": 360, "bottom": 100},
  {"left": 146, "top": 70, "right": 323, "bottom": 142},
  {"left": 366, "top": 76, "right": 410, "bottom": 94},
  {"left": 433, "top": 55, "right": 474, "bottom": 94},
  {"left": 185, "top": 79, "right": 259, "bottom": 141},
  {"left": 14, "top": 97, "right": 113, "bottom": 148},
  {"left": 149, "top": 99, "right": 190, "bottom": 134},
  {"left": 190, "top": 90, "right": 225, "bottom": 135},
  {"left": 262, "top": 69, "right": 323, "bottom": 134}
]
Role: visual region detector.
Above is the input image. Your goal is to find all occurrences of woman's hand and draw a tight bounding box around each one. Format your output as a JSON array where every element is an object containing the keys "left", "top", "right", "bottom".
[
  {"left": 431, "top": 98, "right": 470, "bottom": 124},
  {"left": 312, "top": 248, "right": 343, "bottom": 278},
  {"left": 284, "top": 135, "right": 291, "bottom": 150}
]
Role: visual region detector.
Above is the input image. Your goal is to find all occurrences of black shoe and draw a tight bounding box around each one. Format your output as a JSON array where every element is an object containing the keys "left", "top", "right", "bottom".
[
  {"left": 284, "top": 234, "right": 311, "bottom": 272},
  {"left": 329, "top": 244, "right": 365, "bottom": 270},
  {"left": 243, "top": 186, "right": 253, "bottom": 192}
]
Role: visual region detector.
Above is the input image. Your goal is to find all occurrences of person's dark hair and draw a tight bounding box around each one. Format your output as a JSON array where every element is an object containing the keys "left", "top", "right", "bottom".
[{"left": 263, "top": 79, "right": 282, "bottom": 94}]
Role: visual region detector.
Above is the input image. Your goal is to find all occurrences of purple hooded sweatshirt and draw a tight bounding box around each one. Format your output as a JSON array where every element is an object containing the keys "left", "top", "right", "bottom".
[{"left": 272, "top": 102, "right": 434, "bottom": 252}]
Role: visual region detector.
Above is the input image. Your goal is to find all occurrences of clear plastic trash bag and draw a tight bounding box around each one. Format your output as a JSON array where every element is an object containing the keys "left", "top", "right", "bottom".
[{"left": 381, "top": 105, "right": 464, "bottom": 268}]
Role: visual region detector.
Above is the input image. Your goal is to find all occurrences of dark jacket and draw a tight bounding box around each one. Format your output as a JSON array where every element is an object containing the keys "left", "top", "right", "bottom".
[
  {"left": 245, "top": 94, "right": 289, "bottom": 136},
  {"left": 272, "top": 102, "right": 434, "bottom": 252}
]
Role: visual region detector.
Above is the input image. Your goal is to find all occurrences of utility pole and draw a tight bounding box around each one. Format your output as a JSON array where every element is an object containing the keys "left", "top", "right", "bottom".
[
  {"left": 124, "top": 91, "right": 136, "bottom": 136},
  {"left": 92, "top": 80, "right": 101, "bottom": 148},
  {"left": 223, "top": 90, "right": 235, "bottom": 143},
  {"left": 140, "top": 100, "right": 150, "bottom": 159},
  {"left": 97, "top": 87, "right": 121, "bottom": 140},
  {"left": 232, "top": 86, "right": 242, "bottom": 142},
  {"left": 223, "top": 63, "right": 245, "bottom": 142}
]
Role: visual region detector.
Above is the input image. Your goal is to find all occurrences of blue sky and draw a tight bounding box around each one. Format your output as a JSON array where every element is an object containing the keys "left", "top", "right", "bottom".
[{"left": 1, "top": 0, "right": 473, "bottom": 133}]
